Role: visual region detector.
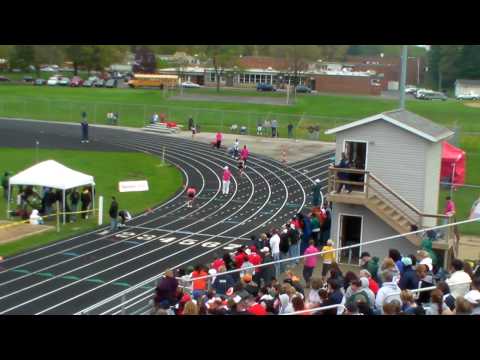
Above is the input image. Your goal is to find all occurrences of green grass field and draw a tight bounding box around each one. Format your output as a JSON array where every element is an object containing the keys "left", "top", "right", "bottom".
[
  {"left": 0, "top": 84, "right": 478, "bottom": 235},
  {"left": 0, "top": 148, "right": 183, "bottom": 256}
]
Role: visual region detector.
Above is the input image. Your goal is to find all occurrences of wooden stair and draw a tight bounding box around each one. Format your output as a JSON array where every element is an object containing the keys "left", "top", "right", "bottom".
[{"left": 366, "top": 194, "right": 449, "bottom": 250}]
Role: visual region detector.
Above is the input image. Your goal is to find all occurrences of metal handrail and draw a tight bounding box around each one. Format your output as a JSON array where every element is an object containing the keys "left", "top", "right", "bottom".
[
  {"left": 382, "top": 280, "right": 472, "bottom": 303},
  {"left": 281, "top": 304, "right": 345, "bottom": 316}
]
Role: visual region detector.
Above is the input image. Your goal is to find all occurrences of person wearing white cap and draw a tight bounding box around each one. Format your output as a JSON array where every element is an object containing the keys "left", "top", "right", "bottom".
[
  {"left": 463, "top": 277, "right": 480, "bottom": 315},
  {"left": 312, "top": 178, "right": 322, "bottom": 207},
  {"left": 222, "top": 166, "right": 232, "bottom": 195}
]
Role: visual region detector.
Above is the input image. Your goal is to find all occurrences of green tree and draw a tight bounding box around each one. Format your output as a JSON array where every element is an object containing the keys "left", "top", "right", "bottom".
[
  {"left": 456, "top": 45, "right": 480, "bottom": 80},
  {"left": 270, "top": 45, "right": 320, "bottom": 86},
  {"left": 202, "top": 45, "right": 240, "bottom": 92},
  {"left": 9, "top": 45, "right": 35, "bottom": 70}
]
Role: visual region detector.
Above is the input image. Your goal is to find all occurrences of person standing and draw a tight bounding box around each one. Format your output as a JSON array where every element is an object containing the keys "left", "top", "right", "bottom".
[
  {"left": 69, "top": 188, "right": 80, "bottom": 223},
  {"left": 222, "top": 166, "right": 232, "bottom": 195},
  {"left": 271, "top": 119, "right": 278, "bottom": 138},
  {"left": 335, "top": 152, "right": 351, "bottom": 193},
  {"left": 188, "top": 117, "right": 194, "bottom": 130},
  {"left": 312, "top": 178, "right": 321, "bottom": 207},
  {"left": 109, "top": 196, "right": 119, "bottom": 232},
  {"left": 233, "top": 139, "right": 240, "bottom": 159},
  {"left": 287, "top": 122, "right": 293, "bottom": 138},
  {"left": 269, "top": 229, "right": 281, "bottom": 280},
  {"left": 80, "top": 187, "right": 92, "bottom": 219},
  {"left": 1, "top": 171, "right": 9, "bottom": 201},
  {"left": 81, "top": 116, "right": 89, "bottom": 144},
  {"left": 215, "top": 131, "right": 223, "bottom": 149},
  {"left": 321, "top": 240, "right": 336, "bottom": 282},
  {"left": 303, "top": 240, "right": 319, "bottom": 288}
]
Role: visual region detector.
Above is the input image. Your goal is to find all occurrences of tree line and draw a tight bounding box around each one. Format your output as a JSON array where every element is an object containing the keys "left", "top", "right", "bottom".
[{"left": 427, "top": 45, "right": 480, "bottom": 90}]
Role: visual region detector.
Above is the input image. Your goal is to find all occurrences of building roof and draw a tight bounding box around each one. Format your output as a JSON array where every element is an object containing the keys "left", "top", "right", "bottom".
[
  {"left": 455, "top": 79, "right": 480, "bottom": 86},
  {"left": 237, "top": 56, "right": 290, "bottom": 71},
  {"left": 325, "top": 109, "right": 454, "bottom": 143}
]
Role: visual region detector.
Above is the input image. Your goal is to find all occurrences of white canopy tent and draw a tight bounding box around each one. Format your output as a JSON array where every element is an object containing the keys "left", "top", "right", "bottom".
[{"left": 7, "top": 160, "right": 96, "bottom": 224}]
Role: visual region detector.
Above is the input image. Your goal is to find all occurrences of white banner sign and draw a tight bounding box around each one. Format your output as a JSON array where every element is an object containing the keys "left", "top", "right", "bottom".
[{"left": 118, "top": 180, "right": 149, "bottom": 193}]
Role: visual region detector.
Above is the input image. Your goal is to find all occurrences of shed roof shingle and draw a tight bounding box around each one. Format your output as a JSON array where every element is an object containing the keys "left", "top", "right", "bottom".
[{"left": 325, "top": 109, "right": 454, "bottom": 142}]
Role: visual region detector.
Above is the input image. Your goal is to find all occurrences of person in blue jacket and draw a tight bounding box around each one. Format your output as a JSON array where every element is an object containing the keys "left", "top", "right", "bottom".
[
  {"left": 299, "top": 213, "right": 312, "bottom": 255},
  {"left": 398, "top": 257, "right": 419, "bottom": 290}
]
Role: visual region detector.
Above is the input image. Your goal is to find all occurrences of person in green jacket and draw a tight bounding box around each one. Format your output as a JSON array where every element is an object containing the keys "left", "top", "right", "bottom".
[
  {"left": 421, "top": 237, "right": 438, "bottom": 269},
  {"left": 311, "top": 215, "right": 320, "bottom": 246},
  {"left": 360, "top": 252, "right": 380, "bottom": 283}
]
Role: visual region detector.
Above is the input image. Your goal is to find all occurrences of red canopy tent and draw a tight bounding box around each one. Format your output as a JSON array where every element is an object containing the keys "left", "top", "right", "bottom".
[{"left": 441, "top": 141, "right": 466, "bottom": 186}]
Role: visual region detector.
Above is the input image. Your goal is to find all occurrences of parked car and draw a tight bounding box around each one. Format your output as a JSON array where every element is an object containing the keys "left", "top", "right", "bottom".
[
  {"left": 105, "top": 79, "right": 118, "bottom": 88},
  {"left": 58, "top": 77, "right": 70, "bottom": 86},
  {"left": 70, "top": 76, "right": 84, "bottom": 87},
  {"left": 0, "top": 76, "right": 10, "bottom": 82},
  {"left": 11, "top": 68, "right": 22, "bottom": 73},
  {"left": 23, "top": 76, "right": 34, "bottom": 83},
  {"left": 82, "top": 79, "right": 95, "bottom": 87},
  {"left": 34, "top": 78, "right": 46, "bottom": 86},
  {"left": 405, "top": 86, "right": 418, "bottom": 94},
  {"left": 47, "top": 76, "right": 60, "bottom": 86},
  {"left": 417, "top": 90, "right": 447, "bottom": 101},
  {"left": 94, "top": 79, "right": 105, "bottom": 87},
  {"left": 456, "top": 93, "right": 480, "bottom": 100},
  {"left": 296, "top": 85, "right": 312, "bottom": 93},
  {"left": 40, "top": 66, "right": 57, "bottom": 72},
  {"left": 181, "top": 81, "right": 201, "bottom": 88},
  {"left": 256, "top": 83, "right": 276, "bottom": 92}
]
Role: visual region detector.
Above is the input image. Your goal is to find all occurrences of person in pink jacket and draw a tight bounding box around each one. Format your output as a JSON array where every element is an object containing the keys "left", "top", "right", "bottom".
[
  {"left": 215, "top": 132, "right": 223, "bottom": 149},
  {"left": 303, "top": 240, "right": 319, "bottom": 288},
  {"left": 240, "top": 145, "right": 249, "bottom": 167},
  {"left": 222, "top": 166, "right": 232, "bottom": 195}
]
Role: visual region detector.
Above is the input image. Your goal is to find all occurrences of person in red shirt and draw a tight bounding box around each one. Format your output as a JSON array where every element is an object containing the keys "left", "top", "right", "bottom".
[
  {"left": 248, "top": 247, "right": 262, "bottom": 283},
  {"left": 359, "top": 269, "right": 379, "bottom": 295},
  {"left": 211, "top": 255, "right": 225, "bottom": 272},
  {"left": 234, "top": 247, "right": 249, "bottom": 268},
  {"left": 186, "top": 186, "right": 197, "bottom": 208}
]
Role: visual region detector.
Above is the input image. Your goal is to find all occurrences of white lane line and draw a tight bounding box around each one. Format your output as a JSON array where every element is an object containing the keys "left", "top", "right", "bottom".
[
  {"left": 1, "top": 137, "right": 275, "bottom": 313},
  {"left": 0, "top": 139, "right": 248, "bottom": 301},
  {"left": 0, "top": 149, "right": 212, "bottom": 285},
  {"left": 79, "top": 144, "right": 304, "bottom": 315}
]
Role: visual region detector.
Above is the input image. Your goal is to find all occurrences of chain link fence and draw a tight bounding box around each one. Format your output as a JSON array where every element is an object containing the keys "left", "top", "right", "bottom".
[{"left": 0, "top": 96, "right": 359, "bottom": 142}]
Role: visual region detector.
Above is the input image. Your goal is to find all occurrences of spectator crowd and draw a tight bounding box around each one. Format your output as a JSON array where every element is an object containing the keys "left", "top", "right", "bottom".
[{"left": 151, "top": 205, "right": 480, "bottom": 316}]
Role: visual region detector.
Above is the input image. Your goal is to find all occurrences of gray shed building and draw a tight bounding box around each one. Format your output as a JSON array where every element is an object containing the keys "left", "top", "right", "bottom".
[
  {"left": 324, "top": 109, "right": 455, "bottom": 267},
  {"left": 454, "top": 79, "right": 480, "bottom": 97}
]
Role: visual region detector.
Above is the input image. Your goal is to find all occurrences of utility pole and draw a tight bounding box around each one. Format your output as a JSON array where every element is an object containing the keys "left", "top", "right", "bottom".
[{"left": 399, "top": 45, "right": 408, "bottom": 110}]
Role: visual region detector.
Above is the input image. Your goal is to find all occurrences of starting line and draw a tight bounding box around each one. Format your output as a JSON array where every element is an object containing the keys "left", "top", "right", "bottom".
[{"left": 104, "top": 226, "right": 252, "bottom": 242}]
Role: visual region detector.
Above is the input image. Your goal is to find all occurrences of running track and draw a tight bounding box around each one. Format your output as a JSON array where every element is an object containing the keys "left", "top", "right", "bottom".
[{"left": 0, "top": 119, "right": 334, "bottom": 315}]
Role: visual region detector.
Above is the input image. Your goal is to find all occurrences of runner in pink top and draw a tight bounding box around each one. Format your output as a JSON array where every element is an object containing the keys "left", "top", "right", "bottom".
[
  {"left": 215, "top": 132, "right": 223, "bottom": 149},
  {"left": 240, "top": 145, "right": 249, "bottom": 167},
  {"left": 222, "top": 166, "right": 231, "bottom": 195},
  {"left": 444, "top": 196, "right": 456, "bottom": 216}
]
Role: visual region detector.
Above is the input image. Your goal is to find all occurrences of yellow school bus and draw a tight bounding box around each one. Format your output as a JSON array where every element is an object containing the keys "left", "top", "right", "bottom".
[{"left": 128, "top": 74, "right": 179, "bottom": 89}]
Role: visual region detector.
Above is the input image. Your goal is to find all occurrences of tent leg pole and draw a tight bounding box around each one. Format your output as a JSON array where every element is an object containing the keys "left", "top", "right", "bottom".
[
  {"left": 92, "top": 185, "right": 95, "bottom": 218},
  {"left": 7, "top": 184, "right": 11, "bottom": 219},
  {"left": 63, "top": 190, "right": 66, "bottom": 224}
]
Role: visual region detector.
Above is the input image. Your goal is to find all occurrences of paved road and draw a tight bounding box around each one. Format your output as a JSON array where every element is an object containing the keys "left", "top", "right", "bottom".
[{"left": 0, "top": 119, "right": 333, "bottom": 315}]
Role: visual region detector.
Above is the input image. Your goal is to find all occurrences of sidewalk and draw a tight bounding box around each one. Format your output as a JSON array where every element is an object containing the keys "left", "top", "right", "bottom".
[{"left": 170, "top": 131, "right": 335, "bottom": 163}]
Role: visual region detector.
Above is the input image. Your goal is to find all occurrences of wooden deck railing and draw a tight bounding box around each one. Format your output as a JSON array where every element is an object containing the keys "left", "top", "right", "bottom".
[{"left": 328, "top": 166, "right": 453, "bottom": 242}]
